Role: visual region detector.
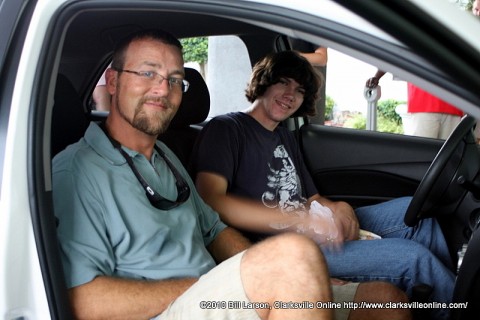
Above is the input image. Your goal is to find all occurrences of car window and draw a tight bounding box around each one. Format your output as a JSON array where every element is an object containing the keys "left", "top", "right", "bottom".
[
  {"left": 184, "top": 35, "right": 252, "bottom": 118},
  {"left": 90, "top": 35, "right": 252, "bottom": 119},
  {"left": 88, "top": 21, "right": 476, "bottom": 141},
  {"left": 325, "top": 49, "right": 407, "bottom": 135},
  {"left": 324, "top": 47, "right": 479, "bottom": 140},
  {"left": 183, "top": 34, "right": 409, "bottom": 132},
  {"left": 322, "top": 0, "right": 480, "bottom": 140}
]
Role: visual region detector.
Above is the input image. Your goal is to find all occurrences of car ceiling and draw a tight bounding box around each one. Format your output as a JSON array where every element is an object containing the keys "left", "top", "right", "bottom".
[
  {"left": 53, "top": 0, "right": 402, "bottom": 95},
  {"left": 58, "top": 7, "right": 276, "bottom": 95},
  {"left": 48, "top": 0, "right": 480, "bottom": 117}
]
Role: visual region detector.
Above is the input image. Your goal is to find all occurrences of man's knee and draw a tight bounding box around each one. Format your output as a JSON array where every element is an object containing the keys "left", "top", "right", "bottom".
[
  {"left": 349, "top": 281, "right": 411, "bottom": 320},
  {"left": 245, "top": 232, "right": 325, "bottom": 265},
  {"left": 241, "top": 233, "right": 326, "bottom": 279},
  {"left": 244, "top": 233, "right": 330, "bottom": 289},
  {"left": 242, "top": 233, "right": 330, "bottom": 286},
  {"left": 240, "top": 233, "right": 333, "bottom": 319}
]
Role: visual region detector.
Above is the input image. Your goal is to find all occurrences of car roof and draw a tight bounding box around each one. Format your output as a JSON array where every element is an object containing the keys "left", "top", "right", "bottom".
[{"left": 28, "top": 0, "right": 477, "bottom": 117}]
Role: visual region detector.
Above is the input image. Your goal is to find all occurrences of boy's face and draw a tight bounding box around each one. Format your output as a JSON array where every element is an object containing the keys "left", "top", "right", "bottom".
[{"left": 258, "top": 77, "right": 305, "bottom": 123}]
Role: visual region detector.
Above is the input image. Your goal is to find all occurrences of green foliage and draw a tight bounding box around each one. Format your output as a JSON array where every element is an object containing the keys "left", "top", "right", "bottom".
[
  {"left": 378, "top": 116, "right": 403, "bottom": 134},
  {"left": 343, "top": 113, "right": 403, "bottom": 134},
  {"left": 325, "top": 95, "right": 335, "bottom": 120},
  {"left": 377, "top": 99, "right": 405, "bottom": 125},
  {"left": 324, "top": 96, "right": 403, "bottom": 132},
  {"left": 454, "top": 0, "right": 474, "bottom": 11},
  {"left": 344, "top": 114, "right": 366, "bottom": 129},
  {"left": 180, "top": 37, "right": 208, "bottom": 64}
]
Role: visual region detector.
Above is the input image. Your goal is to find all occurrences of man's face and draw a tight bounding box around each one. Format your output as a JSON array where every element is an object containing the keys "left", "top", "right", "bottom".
[
  {"left": 259, "top": 77, "right": 305, "bottom": 123},
  {"left": 109, "top": 38, "right": 184, "bottom": 136},
  {"left": 473, "top": 0, "right": 480, "bottom": 16}
]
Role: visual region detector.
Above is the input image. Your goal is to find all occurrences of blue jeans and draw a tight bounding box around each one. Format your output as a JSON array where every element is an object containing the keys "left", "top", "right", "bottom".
[{"left": 323, "top": 197, "right": 455, "bottom": 319}]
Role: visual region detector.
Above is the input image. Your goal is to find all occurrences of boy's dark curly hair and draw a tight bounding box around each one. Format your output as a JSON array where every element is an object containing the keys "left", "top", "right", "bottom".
[{"left": 245, "top": 50, "right": 323, "bottom": 117}]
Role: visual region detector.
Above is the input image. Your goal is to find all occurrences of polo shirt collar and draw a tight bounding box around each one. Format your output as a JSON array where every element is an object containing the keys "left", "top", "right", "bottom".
[
  {"left": 84, "top": 122, "right": 132, "bottom": 165},
  {"left": 85, "top": 121, "right": 162, "bottom": 166}
]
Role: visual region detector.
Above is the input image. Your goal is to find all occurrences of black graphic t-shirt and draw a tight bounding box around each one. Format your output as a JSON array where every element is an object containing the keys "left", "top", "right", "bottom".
[{"left": 192, "top": 112, "right": 318, "bottom": 215}]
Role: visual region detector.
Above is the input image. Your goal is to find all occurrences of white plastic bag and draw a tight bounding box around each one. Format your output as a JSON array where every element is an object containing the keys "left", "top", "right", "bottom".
[{"left": 308, "top": 201, "right": 338, "bottom": 241}]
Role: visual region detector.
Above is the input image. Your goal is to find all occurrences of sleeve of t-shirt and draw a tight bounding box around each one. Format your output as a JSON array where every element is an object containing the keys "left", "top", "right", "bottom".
[{"left": 191, "top": 116, "right": 240, "bottom": 188}]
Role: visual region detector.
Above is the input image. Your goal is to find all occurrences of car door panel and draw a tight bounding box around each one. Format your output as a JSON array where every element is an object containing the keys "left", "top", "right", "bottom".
[{"left": 300, "top": 124, "right": 443, "bottom": 207}]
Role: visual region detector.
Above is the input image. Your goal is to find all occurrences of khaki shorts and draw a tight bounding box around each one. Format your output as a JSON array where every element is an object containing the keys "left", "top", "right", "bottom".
[
  {"left": 402, "top": 112, "right": 461, "bottom": 139},
  {"left": 333, "top": 281, "right": 359, "bottom": 320},
  {"left": 155, "top": 251, "right": 358, "bottom": 320}
]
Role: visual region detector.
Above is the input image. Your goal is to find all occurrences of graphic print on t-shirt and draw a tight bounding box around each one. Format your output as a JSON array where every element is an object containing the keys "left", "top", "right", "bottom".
[{"left": 261, "top": 144, "right": 308, "bottom": 213}]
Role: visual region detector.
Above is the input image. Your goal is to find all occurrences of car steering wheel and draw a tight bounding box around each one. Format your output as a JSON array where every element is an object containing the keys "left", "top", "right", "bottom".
[{"left": 404, "top": 115, "right": 478, "bottom": 227}]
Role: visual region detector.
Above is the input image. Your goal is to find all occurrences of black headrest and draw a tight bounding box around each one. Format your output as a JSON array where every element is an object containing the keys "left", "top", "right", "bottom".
[
  {"left": 168, "top": 67, "right": 210, "bottom": 128},
  {"left": 51, "top": 74, "right": 88, "bottom": 157}
]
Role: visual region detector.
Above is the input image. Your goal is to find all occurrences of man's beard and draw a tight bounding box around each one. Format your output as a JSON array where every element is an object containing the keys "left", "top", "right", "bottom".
[{"left": 116, "top": 94, "right": 177, "bottom": 136}]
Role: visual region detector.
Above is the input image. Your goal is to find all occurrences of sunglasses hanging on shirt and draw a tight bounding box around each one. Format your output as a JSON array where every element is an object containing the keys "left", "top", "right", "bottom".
[{"left": 100, "top": 123, "right": 190, "bottom": 210}]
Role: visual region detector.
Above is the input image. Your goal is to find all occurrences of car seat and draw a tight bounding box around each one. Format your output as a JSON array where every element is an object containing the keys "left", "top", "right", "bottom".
[
  {"left": 159, "top": 67, "right": 210, "bottom": 168},
  {"left": 51, "top": 74, "right": 89, "bottom": 157},
  {"left": 51, "top": 68, "right": 209, "bottom": 167}
]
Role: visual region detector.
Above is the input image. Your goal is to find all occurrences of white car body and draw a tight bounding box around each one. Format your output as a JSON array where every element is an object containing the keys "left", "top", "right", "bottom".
[{"left": 1, "top": 0, "right": 480, "bottom": 319}]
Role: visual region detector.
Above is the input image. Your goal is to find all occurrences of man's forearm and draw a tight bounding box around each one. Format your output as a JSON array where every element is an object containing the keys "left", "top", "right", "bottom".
[{"left": 69, "top": 276, "right": 197, "bottom": 320}]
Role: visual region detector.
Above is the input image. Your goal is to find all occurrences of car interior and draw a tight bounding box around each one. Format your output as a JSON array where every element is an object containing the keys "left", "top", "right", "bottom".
[{"left": 28, "top": 2, "right": 480, "bottom": 319}]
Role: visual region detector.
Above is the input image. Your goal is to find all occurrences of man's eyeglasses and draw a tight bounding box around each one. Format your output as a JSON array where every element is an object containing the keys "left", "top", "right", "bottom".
[
  {"left": 101, "top": 124, "right": 190, "bottom": 210},
  {"left": 114, "top": 68, "right": 190, "bottom": 93}
]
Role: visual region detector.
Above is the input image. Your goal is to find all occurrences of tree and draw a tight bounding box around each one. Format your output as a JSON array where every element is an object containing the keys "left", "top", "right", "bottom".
[
  {"left": 181, "top": 37, "right": 208, "bottom": 77},
  {"left": 377, "top": 99, "right": 404, "bottom": 125},
  {"left": 325, "top": 95, "right": 335, "bottom": 121},
  {"left": 343, "top": 99, "right": 405, "bottom": 134},
  {"left": 452, "top": 0, "right": 474, "bottom": 11}
]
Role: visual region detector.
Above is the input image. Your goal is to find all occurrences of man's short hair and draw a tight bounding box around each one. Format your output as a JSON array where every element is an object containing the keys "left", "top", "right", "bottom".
[
  {"left": 245, "top": 50, "right": 323, "bottom": 117},
  {"left": 111, "top": 29, "right": 183, "bottom": 70}
]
